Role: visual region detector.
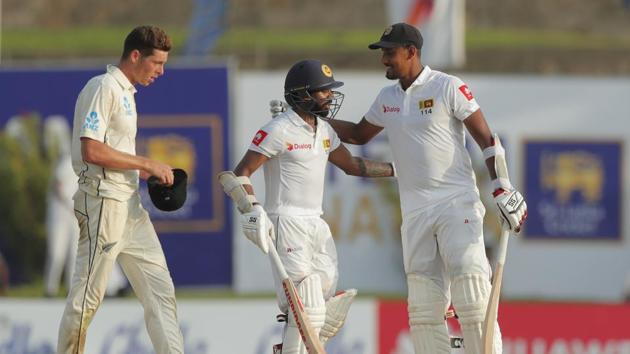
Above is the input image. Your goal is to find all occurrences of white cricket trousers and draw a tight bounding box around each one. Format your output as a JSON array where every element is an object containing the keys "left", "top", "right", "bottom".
[
  {"left": 269, "top": 214, "right": 339, "bottom": 312},
  {"left": 57, "top": 190, "right": 184, "bottom": 354}
]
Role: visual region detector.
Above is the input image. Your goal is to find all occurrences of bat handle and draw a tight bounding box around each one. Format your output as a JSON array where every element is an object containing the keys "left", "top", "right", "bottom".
[
  {"left": 268, "top": 234, "right": 290, "bottom": 280},
  {"left": 495, "top": 227, "right": 510, "bottom": 266}
]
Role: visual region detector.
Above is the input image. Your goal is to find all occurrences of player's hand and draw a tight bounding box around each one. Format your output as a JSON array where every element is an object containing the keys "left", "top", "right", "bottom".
[
  {"left": 146, "top": 160, "right": 174, "bottom": 186},
  {"left": 241, "top": 204, "right": 275, "bottom": 253},
  {"left": 493, "top": 188, "right": 527, "bottom": 233},
  {"left": 269, "top": 100, "right": 288, "bottom": 118}
]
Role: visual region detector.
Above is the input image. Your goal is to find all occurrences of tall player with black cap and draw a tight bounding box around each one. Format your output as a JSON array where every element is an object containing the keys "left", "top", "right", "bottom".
[
  {"left": 59, "top": 25, "right": 185, "bottom": 354},
  {"left": 327, "top": 23, "right": 528, "bottom": 353},
  {"left": 227, "top": 59, "right": 395, "bottom": 353}
]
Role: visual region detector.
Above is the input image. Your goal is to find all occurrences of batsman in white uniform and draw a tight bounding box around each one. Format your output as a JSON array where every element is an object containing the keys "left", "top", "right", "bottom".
[
  {"left": 230, "top": 60, "right": 395, "bottom": 354},
  {"left": 57, "top": 26, "right": 184, "bottom": 354},
  {"left": 329, "top": 23, "right": 528, "bottom": 354}
]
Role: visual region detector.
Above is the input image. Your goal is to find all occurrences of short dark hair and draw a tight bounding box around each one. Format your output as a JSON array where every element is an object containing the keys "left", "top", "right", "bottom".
[{"left": 122, "top": 25, "right": 172, "bottom": 59}]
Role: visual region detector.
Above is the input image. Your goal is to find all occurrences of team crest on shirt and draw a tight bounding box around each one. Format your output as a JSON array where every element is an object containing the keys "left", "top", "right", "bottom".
[
  {"left": 252, "top": 130, "right": 268, "bottom": 146},
  {"left": 458, "top": 85, "right": 474, "bottom": 101},
  {"left": 418, "top": 98, "right": 433, "bottom": 115},
  {"left": 82, "top": 111, "right": 99, "bottom": 132},
  {"left": 122, "top": 96, "right": 133, "bottom": 116},
  {"left": 323, "top": 138, "right": 331, "bottom": 150}
]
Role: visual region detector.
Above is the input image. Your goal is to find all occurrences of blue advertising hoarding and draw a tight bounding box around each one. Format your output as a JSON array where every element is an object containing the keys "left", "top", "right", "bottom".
[
  {"left": 0, "top": 65, "right": 232, "bottom": 286},
  {"left": 524, "top": 140, "right": 622, "bottom": 240}
]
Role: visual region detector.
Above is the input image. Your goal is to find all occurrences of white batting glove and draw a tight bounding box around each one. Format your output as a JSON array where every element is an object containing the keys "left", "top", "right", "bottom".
[
  {"left": 493, "top": 188, "right": 528, "bottom": 233},
  {"left": 241, "top": 204, "right": 275, "bottom": 254},
  {"left": 269, "top": 100, "right": 288, "bottom": 118}
]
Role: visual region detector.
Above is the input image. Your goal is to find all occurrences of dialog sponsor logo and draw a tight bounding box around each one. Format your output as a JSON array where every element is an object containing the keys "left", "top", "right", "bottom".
[
  {"left": 286, "top": 143, "right": 312, "bottom": 151},
  {"left": 382, "top": 105, "right": 401, "bottom": 113}
]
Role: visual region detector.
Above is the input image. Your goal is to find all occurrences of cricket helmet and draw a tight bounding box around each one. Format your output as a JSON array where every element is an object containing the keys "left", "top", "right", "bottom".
[{"left": 284, "top": 59, "right": 345, "bottom": 120}]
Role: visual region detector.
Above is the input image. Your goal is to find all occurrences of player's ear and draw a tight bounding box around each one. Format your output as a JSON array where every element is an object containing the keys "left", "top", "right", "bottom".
[
  {"left": 406, "top": 45, "right": 417, "bottom": 59},
  {"left": 130, "top": 49, "right": 141, "bottom": 64}
]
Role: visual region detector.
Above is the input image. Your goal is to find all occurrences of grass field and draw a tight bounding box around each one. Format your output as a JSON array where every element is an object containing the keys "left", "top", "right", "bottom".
[
  {"left": 7, "top": 279, "right": 405, "bottom": 300},
  {"left": 2, "top": 26, "right": 630, "bottom": 60}
]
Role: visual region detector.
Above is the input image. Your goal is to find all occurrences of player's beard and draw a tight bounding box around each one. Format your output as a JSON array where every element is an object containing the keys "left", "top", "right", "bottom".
[
  {"left": 314, "top": 101, "right": 331, "bottom": 117},
  {"left": 385, "top": 66, "right": 399, "bottom": 80}
]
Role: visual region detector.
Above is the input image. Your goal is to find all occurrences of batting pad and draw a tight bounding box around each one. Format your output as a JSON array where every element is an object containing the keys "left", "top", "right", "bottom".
[
  {"left": 320, "top": 288, "right": 358, "bottom": 343},
  {"left": 452, "top": 273, "right": 502, "bottom": 354},
  {"left": 283, "top": 274, "right": 326, "bottom": 354},
  {"left": 407, "top": 274, "right": 451, "bottom": 354}
]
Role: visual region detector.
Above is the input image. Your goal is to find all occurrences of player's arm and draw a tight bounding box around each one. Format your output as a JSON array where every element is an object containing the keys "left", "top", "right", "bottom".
[
  {"left": 81, "top": 137, "right": 173, "bottom": 185},
  {"left": 223, "top": 149, "right": 273, "bottom": 254},
  {"left": 328, "top": 144, "right": 394, "bottom": 177},
  {"left": 328, "top": 117, "right": 383, "bottom": 145},
  {"left": 464, "top": 109, "right": 527, "bottom": 232},
  {"left": 463, "top": 109, "right": 496, "bottom": 179},
  {"left": 233, "top": 150, "right": 269, "bottom": 195}
]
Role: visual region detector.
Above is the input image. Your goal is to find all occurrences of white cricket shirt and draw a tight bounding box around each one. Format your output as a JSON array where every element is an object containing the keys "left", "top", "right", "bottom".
[
  {"left": 365, "top": 66, "right": 480, "bottom": 216},
  {"left": 71, "top": 65, "right": 139, "bottom": 201},
  {"left": 248, "top": 109, "right": 341, "bottom": 216}
]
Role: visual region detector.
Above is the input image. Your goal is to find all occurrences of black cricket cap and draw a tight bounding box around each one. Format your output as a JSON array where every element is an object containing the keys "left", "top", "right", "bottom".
[
  {"left": 368, "top": 23, "right": 423, "bottom": 50},
  {"left": 148, "top": 168, "right": 188, "bottom": 212}
]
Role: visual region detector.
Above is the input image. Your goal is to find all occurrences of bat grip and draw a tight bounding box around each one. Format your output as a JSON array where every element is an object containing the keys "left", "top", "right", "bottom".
[
  {"left": 495, "top": 227, "right": 510, "bottom": 266},
  {"left": 268, "top": 235, "right": 290, "bottom": 279}
]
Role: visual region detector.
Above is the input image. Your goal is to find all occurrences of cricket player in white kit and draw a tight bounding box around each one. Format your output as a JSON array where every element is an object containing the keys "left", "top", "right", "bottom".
[
  {"left": 230, "top": 59, "right": 395, "bottom": 354},
  {"left": 57, "top": 26, "right": 184, "bottom": 354},
  {"left": 329, "top": 23, "right": 528, "bottom": 354}
]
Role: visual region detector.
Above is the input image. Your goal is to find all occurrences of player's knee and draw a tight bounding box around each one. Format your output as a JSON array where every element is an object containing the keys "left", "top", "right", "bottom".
[
  {"left": 450, "top": 273, "right": 490, "bottom": 324},
  {"left": 447, "top": 252, "right": 491, "bottom": 279},
  {"left": 407, "top": 274, "right": 448, "bottom": 326},
  {"left": 295, "top": 274, "right": 326, "bottom": 328}
]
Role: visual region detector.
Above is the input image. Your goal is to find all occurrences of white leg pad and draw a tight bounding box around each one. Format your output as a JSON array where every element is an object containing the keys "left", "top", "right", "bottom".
[
  {"left": 451, "top": 273, "right": 503, "bottom": 354},
  {"left": 407, "top": 274, "right": 451, "bottom": 354},
  {"left": 319, "top": 288, "right": 357, "bottom": 343},
  {"left": 281, "top": 274, "right": 326, "bottom": 354}
]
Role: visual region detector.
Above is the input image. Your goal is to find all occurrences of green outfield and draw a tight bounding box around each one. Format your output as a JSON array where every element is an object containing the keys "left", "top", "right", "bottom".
[
  {"left": 7, "top": 280, "right": 405, "bottom": 299},
  {"left": 2, "top": 26, "right": 629, "bottom": 59}
]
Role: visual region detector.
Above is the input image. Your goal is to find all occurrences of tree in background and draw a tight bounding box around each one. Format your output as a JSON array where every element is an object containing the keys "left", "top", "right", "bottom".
[{"left": 0, "top": 113, "right": 52, "bottom": 285}]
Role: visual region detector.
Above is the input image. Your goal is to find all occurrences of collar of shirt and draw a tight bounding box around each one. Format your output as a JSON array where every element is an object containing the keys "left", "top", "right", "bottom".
[
  {"left": 107, "top": 65, "right": 137, "bottom": 94},
  {"left": 397, "top": 65, "right": 432, "bottom": 93},
  {"left": 287, "top": 108, "right": 316, "bottom": 132}
]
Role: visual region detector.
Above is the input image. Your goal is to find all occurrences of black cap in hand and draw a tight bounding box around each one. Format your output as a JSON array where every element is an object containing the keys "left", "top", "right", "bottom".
[{"left": 148, "top": 168, "right": 188, "bottom": 212}]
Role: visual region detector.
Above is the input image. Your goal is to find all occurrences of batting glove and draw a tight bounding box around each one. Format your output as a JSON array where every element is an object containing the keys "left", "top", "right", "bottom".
[
  {"left": 493, "top": 188, "right": 527, "bottom": 233},
  {"left": 269, "top": 100, "right": 288, "bottom": 118},
  {"left": 241, "top": 204, "right": 275, "bottom": 253}
]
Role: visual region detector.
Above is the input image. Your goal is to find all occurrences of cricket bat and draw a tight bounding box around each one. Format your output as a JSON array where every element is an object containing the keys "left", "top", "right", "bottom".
[
  {"left": 481, "top": 227, "right": 510, "bottom": 354},
  {"left": 217, "top": 171, "right": 325, "bottom": 354},
  {"left": 268, "top": 242, "right": 327, "bottom": 354},
  {"left": 483, "top": 134, "right": 515, "bottom": 353}
]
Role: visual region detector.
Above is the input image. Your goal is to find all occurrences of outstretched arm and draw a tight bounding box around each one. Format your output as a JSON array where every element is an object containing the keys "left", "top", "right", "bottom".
[
  {"left": 328, "top": 144, "right": 394, "bottom": 177},
  {"left": 328, "top": 117, "right": 383, "bottom": 145}
]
